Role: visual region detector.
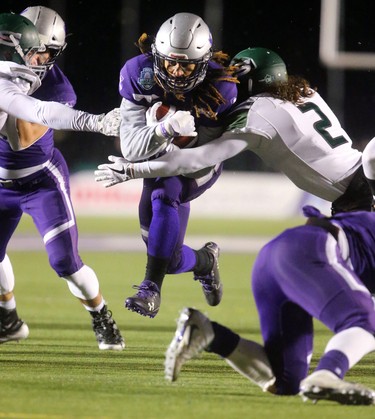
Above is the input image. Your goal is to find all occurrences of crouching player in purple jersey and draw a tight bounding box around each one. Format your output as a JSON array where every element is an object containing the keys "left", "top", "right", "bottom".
[
  {"left": 164, "top": 205, "right": 375, "bottom": 406},
  {"left": 0, "top": 8, "right": 124, "bottom": 350},
  {"left": 117, "top": 13, "right": 237, "bottom": 318}
]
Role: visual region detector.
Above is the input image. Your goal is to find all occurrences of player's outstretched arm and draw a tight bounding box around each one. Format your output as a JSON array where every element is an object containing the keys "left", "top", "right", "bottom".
[
  {"left": 95, "top": 134, "right": 249, "bottom": 187},
  {"left": 2, "top": 84, "right": 120, "bottom": 136}
]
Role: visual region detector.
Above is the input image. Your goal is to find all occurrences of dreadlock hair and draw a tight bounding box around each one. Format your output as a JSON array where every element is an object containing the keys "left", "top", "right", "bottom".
[
  {"left": 264, "top": 75, "right": 316, "bottom": 104},
  {"left": 135, "top": 33, "right": 238, "bottom": 120}
]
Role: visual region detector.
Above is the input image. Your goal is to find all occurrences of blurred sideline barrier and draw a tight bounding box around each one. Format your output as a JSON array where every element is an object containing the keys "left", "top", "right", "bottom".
[{"left": 70, "top": 170, "right": 331, "bottom": 219}]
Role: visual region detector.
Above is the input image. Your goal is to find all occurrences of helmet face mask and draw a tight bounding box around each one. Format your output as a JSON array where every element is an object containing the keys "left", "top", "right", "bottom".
[
  {"left": 152, "top": 12, "right": 213, "bottom": 94},
  {"left": 0, "top": 13, "right": 44, "bottom": 70},
  {"left": 231, "top": 47, "right": 288, "bottom": 96},
  {"left": 20, "top": 6, "right": 67, "bottom": 80}
]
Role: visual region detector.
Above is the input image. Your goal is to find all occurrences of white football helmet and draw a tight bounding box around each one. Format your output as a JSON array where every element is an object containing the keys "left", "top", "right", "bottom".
[
  {"left": 20, "top": 6, "right": 66, "bottom": 80},
  {"left": 151, "top": 12, "right": 213, "bottom": 94}
]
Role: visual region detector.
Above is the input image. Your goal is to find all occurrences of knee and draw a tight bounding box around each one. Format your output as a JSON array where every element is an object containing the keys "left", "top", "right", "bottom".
[
  {"left": 49, "top": 253, "right": 83, "bottom": 277},
  {"left": 151, "top": 195, "right": 180, "bottom": 210}
]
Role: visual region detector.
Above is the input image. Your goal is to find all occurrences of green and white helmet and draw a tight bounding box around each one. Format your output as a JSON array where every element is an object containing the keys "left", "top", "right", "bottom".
[
  {"left": 231, "top": 47, "right": 288, "bottom": 96},
  {"left": 0, "top": 13, "right": 43, "bottom": 67}
]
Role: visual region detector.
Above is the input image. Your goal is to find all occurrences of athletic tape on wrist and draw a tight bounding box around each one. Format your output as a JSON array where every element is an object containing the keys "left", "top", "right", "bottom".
[{"left": 159, "top": 122, "right": 171, "bottom": 138}]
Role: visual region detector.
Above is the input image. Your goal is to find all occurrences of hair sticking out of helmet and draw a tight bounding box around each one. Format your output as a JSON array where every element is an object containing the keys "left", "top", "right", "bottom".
[
  {"left": 20, "top": 6, "right": 67, "bottom": 80},
  {"left": 231, "top": 47, "right": 288, "bottom": 96},
  {"left": 0, "top": 13, "right": 44, "bottom": 69},
  {"left": 152, "top": 12, "right": 213, "bottom": 95}
]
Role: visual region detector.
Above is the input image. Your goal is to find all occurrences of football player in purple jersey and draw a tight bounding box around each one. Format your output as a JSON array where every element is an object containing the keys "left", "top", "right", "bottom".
[
  {"left": 0, "top": 8, "right": 124, "bottom": 350},
  {"left": 164, "top": 205, "right": 375, "bottom": 406},
  {"left": 117, "top": 13, "right": 237, "bottom": 318}
]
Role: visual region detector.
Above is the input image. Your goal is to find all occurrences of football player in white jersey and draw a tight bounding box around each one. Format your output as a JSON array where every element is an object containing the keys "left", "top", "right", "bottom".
[{"left": 96, "top": 47, "right": 372, "bottom": 215}]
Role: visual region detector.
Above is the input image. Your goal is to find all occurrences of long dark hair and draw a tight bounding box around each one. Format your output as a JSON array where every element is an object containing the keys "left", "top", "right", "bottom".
[{"left": 264, "top": 75, "right": 315, "bottom": 104}]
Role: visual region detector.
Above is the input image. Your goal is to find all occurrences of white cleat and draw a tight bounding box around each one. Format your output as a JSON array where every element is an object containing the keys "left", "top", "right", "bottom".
[
  {"left": 300, "top": 370, "right": 375, "bottom": 405},
  {"left": 164, "top": 307, "right": 214, "bottom": 382}
]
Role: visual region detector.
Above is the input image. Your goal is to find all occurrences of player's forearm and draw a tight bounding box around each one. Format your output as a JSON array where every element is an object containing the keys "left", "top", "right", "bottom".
[
  {"left": 131, "top": 136, "right": 249, "bottom": 178},
  {"left": 7, "top": 95, "right": 101, "bottom": 132}
]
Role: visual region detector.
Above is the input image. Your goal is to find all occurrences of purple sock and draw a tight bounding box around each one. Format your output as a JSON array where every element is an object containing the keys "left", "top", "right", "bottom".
[{"left": 315, "top": 350, "right": 349, "bottom": 378}]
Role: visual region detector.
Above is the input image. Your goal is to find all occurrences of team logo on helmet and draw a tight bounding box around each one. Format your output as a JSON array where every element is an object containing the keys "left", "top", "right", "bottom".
[
  {"left": 138, "top": 67, "right": 155, "bottom": 90},
  {"left": 260, "top": 74, "right": 276, "bottom": 85}
]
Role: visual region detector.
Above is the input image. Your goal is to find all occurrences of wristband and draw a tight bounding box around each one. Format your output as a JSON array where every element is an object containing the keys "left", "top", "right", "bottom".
[{"left": 159, "top": 122, "right": 172, "bottom": 138}]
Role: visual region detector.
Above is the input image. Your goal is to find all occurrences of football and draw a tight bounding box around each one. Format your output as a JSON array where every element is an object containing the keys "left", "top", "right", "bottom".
[{"left": 156, "top": 103, "right": 197, "bottom": 149}]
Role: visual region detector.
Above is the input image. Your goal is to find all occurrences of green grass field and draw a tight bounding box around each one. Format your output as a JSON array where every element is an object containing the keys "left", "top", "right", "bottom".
[{"left": 1, "top": 216, "right": 375, "bottom": 419}]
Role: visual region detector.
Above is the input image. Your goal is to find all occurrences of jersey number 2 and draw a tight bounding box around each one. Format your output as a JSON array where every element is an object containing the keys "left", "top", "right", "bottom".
[{"left": 298, "top": 102, "right": 348, "bottom": 148}]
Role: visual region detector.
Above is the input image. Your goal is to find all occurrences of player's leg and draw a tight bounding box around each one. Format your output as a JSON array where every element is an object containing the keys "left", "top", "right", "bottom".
[
  {"left": 124, "top": 177, "right": 177, "bottom": 317},
  {"left": 27, "top": 150, "right": 124, "bottom": 350},
  {"left": 0, "top": 191, "right": 29, "bottom": 343},
  {"left": 259, "top": 225, "right": 375, "bottom": 404},
  {"left": 252, "top": 240, "right": 314, "bottom": 395},
  {"left": 164, "top": 306, "right": 275, "bottom": 391},
  {"left": 126, "top": 172, "right": 222, "bottom": 317},
  {"left": 173, "top": 168, "right": 224, "bottom": 305}
]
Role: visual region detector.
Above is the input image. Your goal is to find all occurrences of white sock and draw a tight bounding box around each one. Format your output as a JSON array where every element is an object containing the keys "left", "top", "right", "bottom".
[
  {"left": 83, "top": 299, "right": 105, "bottom": 312},
  {"left": 325, "top": 327, "right": 375, "bottom": 368},
  {"left": 225, "top": 337, "right": 276, "bottom": 392},
  {"left": 0, "top": 296, "right": 16, "bottom": 310}
]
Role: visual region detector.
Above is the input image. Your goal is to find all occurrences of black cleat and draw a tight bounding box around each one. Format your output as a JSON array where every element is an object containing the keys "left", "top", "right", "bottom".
[
  {"left": 0, "top": 307, "right": 29, "bottom": 344},
  {"left": 194, "top": 242, "right": 223, "bottom": 306},
  {"left": 90, "top": 305, "right": 125, "bottom": 350},
  {"left": 125, "top": 280, "right": 161, "bottom": 318}
]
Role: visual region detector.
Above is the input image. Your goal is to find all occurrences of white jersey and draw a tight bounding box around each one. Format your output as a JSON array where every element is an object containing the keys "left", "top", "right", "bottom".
[
  {"left": 132, "top": 91, "right": 362, "bottom": 202},
  {"left": 0, "top": 61, "right": 101, "bottom": 135}
]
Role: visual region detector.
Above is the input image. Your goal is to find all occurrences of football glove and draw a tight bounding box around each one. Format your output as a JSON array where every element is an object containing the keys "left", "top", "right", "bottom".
[
  {"left": 155, "top": 110, "right": 197, "bottom": 140},
  {"left": 96, "top": 108, "right": 121, "bottom": 136},
  {"left": 95, "top": 155, "right": 134, "bottom": 188}
]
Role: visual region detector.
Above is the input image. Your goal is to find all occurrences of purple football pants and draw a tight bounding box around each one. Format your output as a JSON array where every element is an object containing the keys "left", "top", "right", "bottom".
[
  {"left": 0, "top": 148, "right": 83, "bottom": 276},
  {"left": 138, "top": 164, "right": 223, "bottom": 273},
  {"left": 252, "top": 225, "right": 375, "bottom": 395}
]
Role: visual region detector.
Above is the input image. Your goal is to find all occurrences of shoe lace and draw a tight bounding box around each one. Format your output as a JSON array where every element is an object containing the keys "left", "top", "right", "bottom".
[
  {"left": 131, "top": 284, "right": 158, "bottom": 299},
  {"left": 92, "top": 310, "right": 122, "bottom": 343},
  {"left": 194, "top": 271, "right": 214, "bottom": 290}
]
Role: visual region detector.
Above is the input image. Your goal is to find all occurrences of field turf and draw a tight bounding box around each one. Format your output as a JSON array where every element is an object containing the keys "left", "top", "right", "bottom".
[{"left": 1, "top": 216, "right": 375, "bottom": 419}]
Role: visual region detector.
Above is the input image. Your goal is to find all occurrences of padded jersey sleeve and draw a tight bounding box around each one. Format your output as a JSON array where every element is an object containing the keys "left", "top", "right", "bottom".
[
  {"left": 131, "top": 132, "right": 251, "bottom": 178},
  {"left": 119, "top": 98, "right": 169, "bottom": 161},
  {"left": 0, "top": 78, "right": 101, "bottom": 132}
]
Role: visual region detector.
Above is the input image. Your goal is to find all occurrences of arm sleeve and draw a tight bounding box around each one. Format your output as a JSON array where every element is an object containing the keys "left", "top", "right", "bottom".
[
  {"left": 131, "top": 133, "right": 250, "bottom": 178},
  {"left": 0, "top": 79, "right": 101, "bottom": 132},
  {"left": 119, "top": 98, "right": 168, "bottom": 161}
]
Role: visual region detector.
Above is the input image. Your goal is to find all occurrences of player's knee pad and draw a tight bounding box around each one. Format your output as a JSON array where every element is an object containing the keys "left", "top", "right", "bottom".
[
  {"left": 62, "top": 265, "right": 99, "bottom": 300},
  {"left": 0, "top": 254, "right": 15, "bottom": 294},
  {"left": 49, "top": 252, "right": 83, "bottom": 277}
]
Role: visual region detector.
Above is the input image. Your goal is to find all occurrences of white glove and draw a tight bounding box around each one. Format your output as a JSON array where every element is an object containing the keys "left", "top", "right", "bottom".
[
  {"left": 155, "top": 110, "right": 197, "bottom": 139},
  {"left": 94, "top": 155, "right": 134, "bottom": 187},
  {"left": 146, "top": 101, "right": 176, "bottom": 126},
  {"left": 96, "top": 108, "right": 121, "bottom": 136}
]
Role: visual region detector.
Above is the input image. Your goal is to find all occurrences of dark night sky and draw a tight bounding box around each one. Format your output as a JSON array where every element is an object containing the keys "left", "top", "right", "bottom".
[{"left": 2, "top": 0, "right": 375, "bottom": 172}]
